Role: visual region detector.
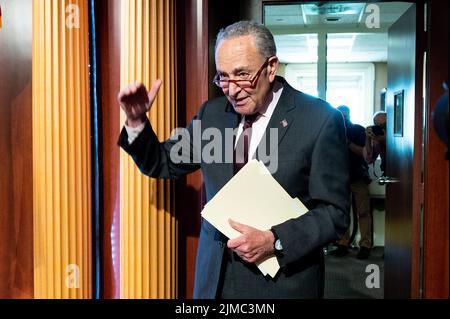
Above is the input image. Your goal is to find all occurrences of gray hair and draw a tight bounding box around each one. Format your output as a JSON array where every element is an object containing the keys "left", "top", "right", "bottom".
[
  {"left": 373, "top": 111, "right": 387, "bottom": 124},
  {"left": 215, "top": 21, "right": 276, "bottom": 59},
  {"left": 374, "top": 111, "right": 387, "bottom": 118}
]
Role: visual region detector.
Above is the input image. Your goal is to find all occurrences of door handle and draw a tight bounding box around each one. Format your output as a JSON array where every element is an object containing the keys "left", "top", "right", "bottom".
[{"left": 378, "top": 176, "right": 400, "bottom": 185}]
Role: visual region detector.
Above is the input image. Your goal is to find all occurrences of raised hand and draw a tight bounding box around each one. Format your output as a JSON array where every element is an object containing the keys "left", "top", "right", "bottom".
[
  {"left": 365, "top": 126, "right": 376, "bottom": 139},
  {"left": 118, "top": 80, "right": 162, "bottom": 127},
  {"left": 366, "top": 126, "right": 386, "bottom": 144}
]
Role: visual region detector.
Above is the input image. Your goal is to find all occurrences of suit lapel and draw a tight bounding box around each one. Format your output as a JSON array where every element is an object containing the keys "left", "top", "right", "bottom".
[
  {"left": 220, "top": 102, "right": 240, "bottom": 180},
  {"left": 255, "top": 78, "right": 296, "bottom": 160}
]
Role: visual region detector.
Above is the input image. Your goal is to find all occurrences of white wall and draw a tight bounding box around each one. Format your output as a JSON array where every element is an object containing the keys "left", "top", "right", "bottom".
[
  {"left": 276, "top": 62, "right": 388, "bottom": 125},
  {"left": 277, "top": 63, "right": 287, "bottom": 77},
  {"left": 374, "top": 62, "right": 388, "bottom": 113}
]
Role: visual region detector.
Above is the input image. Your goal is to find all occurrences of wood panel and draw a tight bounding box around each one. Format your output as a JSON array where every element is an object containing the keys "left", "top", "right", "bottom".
[
  {"left": 0, "top": 0, "right": 33, "bottom": 299},
  {"left": 423, "top": 0, "right": 449, "bottom": 299},
  {"left": 95, "top": 0, "right": 122, "bottom": 299},
  {"left": 120, "top": 0, "right": 177, "bottom": 299},
  {"left": 175, "top": 0, "right": 209, "bottom": 299},
  {"left": 10, "top": 84, "right": 34, "bottom": 298},
  {"left": 32, "top": 0, "right": 92, "bottom": 298}
]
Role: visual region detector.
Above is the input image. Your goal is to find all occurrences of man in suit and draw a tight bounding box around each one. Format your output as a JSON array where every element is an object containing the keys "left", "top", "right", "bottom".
[{"left": 118, "top": 21, "right": 349, "bottom": 299}]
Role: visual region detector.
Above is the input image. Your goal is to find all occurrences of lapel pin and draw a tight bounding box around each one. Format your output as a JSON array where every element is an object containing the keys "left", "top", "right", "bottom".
[{"left": 281, "top": 119, "right": 288, "bottom": 128}]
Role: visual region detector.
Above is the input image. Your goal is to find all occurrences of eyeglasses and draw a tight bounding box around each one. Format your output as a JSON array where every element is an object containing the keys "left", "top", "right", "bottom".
[{"left": 213, "top": 57, "right": 273, "bottom": 89}]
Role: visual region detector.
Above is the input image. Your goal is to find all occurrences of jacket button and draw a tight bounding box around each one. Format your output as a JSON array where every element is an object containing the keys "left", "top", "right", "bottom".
[{"left": 219, "top": 242, "right": 224, "bottom": 248}]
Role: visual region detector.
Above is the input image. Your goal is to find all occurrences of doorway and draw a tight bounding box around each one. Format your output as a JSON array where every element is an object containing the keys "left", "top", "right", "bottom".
[
  {"left": 203, "top": 0, "right": 447, "bottom": 299},
  {"left": 261, "top": 1, "right": 418, "bottom": 299}
]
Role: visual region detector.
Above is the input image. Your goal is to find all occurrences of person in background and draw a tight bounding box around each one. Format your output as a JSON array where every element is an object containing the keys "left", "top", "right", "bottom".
[
  {"left": 333, "top": 106, "right": 372, "bottom": 259},
  {"left": 364, "top": 111, "right": 387, "bottom": 176}
]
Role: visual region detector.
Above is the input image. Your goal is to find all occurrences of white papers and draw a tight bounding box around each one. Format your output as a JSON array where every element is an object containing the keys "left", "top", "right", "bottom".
[{"left": 201, "top": 160, "right": 308, "bottom": 278}]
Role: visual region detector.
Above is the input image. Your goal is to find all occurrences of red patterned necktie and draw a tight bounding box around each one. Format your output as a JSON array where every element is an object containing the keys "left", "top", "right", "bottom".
[{"left": 233, "top": 113, "right": 260, "bottom": 174}]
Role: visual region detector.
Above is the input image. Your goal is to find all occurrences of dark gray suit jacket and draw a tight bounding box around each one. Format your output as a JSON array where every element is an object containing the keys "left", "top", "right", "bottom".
[{"left": 118, "top": 77, "right": 350, "bottom": 299}]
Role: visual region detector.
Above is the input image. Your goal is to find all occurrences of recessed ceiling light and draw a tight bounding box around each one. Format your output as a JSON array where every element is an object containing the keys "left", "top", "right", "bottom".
[{"left": 303, "top": 3, "right": 365, "bottom": 15}]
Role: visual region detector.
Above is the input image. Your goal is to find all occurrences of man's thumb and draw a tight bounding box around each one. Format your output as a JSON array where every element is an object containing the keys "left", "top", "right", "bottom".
[
  {"left": 229, "top": 219, "right": 247, "bottom": 234},
  {"left": 148, "top": 79, "right": 162, "bottom": 104}
]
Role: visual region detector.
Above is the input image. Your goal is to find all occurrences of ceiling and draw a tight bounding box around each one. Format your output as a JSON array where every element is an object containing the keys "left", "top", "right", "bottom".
[{"left": 264, "top": 2, "right": 413, "bottom": 63}]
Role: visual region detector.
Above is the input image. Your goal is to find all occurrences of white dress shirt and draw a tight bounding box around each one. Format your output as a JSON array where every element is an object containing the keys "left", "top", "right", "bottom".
[{"left": 124, "top": 121, "right": 146, "bottom": 144}]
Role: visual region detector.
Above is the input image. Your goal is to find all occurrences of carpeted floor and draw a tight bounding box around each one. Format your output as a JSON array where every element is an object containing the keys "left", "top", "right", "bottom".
[{"left": 324, "top": 246, "right": 384, "bottom": 299}]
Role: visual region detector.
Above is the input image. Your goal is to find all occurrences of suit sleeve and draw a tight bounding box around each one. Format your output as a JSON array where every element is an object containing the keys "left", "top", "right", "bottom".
[
  {"left": 272, "top": 109, "right": 350, "bottom": 267},
  {"left": 117, "top": 102, "right": 207, "bottom": 179}
]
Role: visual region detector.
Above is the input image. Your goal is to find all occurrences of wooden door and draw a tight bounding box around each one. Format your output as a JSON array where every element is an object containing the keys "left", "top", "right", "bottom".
[{"left": 384, "top": 3, "right": 424, "bottom": 299}]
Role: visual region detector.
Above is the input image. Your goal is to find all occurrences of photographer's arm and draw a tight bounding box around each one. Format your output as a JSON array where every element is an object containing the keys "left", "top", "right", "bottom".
[
  {"left": 363, "top": 127, "right": 375, "bottom": 164},
  {"left": 348, "top": 142, "right": 364, "bottom": 157}
]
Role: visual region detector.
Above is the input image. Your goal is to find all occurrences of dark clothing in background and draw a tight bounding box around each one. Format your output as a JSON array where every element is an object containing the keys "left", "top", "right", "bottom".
[{"left": 346, "top": 122, "right": 370, "bottom": 183}]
